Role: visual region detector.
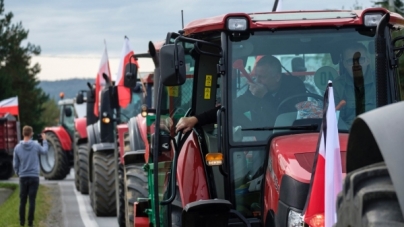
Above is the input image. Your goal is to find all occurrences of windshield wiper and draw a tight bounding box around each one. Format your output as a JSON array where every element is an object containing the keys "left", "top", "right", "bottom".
[{"left": 241, "top": 124, "right": 319, "bottom": 131}]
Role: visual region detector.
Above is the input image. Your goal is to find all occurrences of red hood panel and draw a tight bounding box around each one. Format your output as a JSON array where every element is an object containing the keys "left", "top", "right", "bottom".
[{"left": 271, "top": 133, "right": 348, "bottom": 183}]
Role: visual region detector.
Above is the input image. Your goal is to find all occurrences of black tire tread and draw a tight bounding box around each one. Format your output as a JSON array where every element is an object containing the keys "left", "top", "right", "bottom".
[
  {"left": 40, "top": 132, "right": 69, "bottom": 180},
  {"left": 336, "top": 162, "right": 404, "bottom": 227},
  {"left": 125, "top": 164, "right": 148, "bottom": 227},
  {"left": 78, "top": 144, "right": 89, "bottom": 194},
  {"left": 92, "top": 151, "right": 116, "bottom": 217}
]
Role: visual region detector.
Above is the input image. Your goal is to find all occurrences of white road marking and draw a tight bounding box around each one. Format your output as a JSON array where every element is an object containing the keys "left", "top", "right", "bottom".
[{"left": 72, "top": 184, "right": 99, "bottom": 227}]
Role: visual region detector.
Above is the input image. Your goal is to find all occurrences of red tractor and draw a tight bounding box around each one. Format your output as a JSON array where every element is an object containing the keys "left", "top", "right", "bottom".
[
  {"left": 0, "top": 112, "right": 19, "bottom": 180},
  {"left": 117, "top": 41, "right": 163, "bottom": 227},
  {"left": 40, "top": 93, "right": 87, "bottom": 180},
  {"left": 86, "top": 57, "right": 153, "bottom": 217},
  {"left": 127, "top": 7, "right": 404, "bottom": 227}
]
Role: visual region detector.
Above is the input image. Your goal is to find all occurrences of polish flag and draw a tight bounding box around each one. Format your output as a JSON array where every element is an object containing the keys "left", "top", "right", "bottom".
[
  {"left": 303, "top": 81, "right": 342, "bottom": 227},
  {"left": 94, "top": 42, "right": 111, "bottom": 117},
  {"left": 0, "top": 96, "right": 19, "bottom": 116},
  {"left": 116, "top": 37, "right": 139, "bottom": 108}
]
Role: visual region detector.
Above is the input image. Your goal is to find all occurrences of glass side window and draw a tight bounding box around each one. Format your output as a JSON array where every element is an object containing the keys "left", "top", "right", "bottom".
[
  {"left": 391, "top": 28, "right": 404, "bottom": 101},
  {"left": 229, "top": 28, "right": 377, "bottom": 143},
  {"left": 231, "top": 147, "right": 265, "bottom": 218},
  {"left": 120, "top": 90, "right": 144, "bottom": 123},
  {"left": 158, "top": 44, "right": 196, "bottom": 135},
  {"left": 61, "top": 104, "right": 75, "bottom": 134}
]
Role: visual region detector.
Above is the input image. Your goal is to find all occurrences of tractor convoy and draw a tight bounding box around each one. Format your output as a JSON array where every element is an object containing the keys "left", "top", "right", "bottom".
[{"left": 3, "top": 6, "right": 404, "bottom": 227}]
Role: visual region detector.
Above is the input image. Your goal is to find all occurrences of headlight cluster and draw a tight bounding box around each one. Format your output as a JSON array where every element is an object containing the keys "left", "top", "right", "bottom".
[{"left": 288, "top": 210, "right": 304, "bottom": 227}]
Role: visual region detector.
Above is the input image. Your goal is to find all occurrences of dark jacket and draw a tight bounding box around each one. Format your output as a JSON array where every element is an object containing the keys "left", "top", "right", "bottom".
[{"left": 196, "top": 75, "right": 307, "bottom": 126}]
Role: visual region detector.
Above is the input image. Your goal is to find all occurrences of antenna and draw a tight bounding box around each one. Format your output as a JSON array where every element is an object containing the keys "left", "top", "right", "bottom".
[
  {"left": 272, "top": 0, "right": 279, "bottom": 12},
  {"left": 181, "top": 10, "right": 184, "bottom": 29}
]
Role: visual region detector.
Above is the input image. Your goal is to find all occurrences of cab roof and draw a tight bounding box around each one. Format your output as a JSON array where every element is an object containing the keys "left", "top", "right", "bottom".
[{"left": 183, "top": 8, "right": 404, "bottom": 36}]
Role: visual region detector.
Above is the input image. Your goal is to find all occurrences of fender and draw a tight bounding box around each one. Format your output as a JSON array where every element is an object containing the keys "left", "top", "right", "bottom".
[
  {"left": 177, "top": 132, "right": 209, "bottom": 207},
  {"left": 137, "top": 114, "right": 150, "bottom": 163},
  {"left": 74, "top": 117, "right": 87, "bottom": 139},
  {"left": 347, "top": 101, "right": 404, "bottom": 218},
  {"left": 92, "top": 142, "right": 115, "bottom": 152},
  {"left": 44, "top": 126, "right": 71, "bottom": 151}
]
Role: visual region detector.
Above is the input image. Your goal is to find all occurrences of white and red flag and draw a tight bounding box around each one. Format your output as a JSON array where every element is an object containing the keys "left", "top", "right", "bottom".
[
  {"left": 116, "top": 37, "right": 139, "bottom": 108},
  {"left": 303, "top": 81, "right": 343, "bottom": 227},
  {"left": 0, "top": 96, "right": 19, "bottom": 116},
  {"left": 94, "top": 41, "right": 112, "bottom": 117}
]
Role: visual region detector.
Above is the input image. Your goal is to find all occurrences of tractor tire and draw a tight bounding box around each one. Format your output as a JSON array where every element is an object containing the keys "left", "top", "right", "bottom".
[
  {"left": 40, "top": 132, "right": 69, "bottom": 180},
  {"left": 0, "top": 159, "right": 13, "bottom": 180},
  {"left": 78, "top": 144, "right": 89, "bottom": 194},
  {"left": 91, "top": 151, "right": 116, "bottom": 217},
  {"left": 73, "top": 141, "right": 80, "bottom": 191},
  {"left": 335, "top": 162, "right": 404, "bottom": 227},
  {"left": 118, "top": 164, "right": 125, "bottom": 227},
  {"left": 125, "top": 164, "right": 148, "bottom": 227}
]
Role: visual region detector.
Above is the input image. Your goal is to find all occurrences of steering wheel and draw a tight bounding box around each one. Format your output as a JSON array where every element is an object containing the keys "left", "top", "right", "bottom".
[{"left": 276, "top": 93, "right": 324, "bottom": 114}]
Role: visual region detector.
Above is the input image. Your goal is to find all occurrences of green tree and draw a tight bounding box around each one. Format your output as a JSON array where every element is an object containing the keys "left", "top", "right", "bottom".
[
  {"left": 40, "top": 99, "right": 60, "bottom": 127},
  {"left": 0, "top": 0, "right": 49, "bottom": 133},
  {"left": 373, "top": 0, "right": 404, "bottom": 15}
]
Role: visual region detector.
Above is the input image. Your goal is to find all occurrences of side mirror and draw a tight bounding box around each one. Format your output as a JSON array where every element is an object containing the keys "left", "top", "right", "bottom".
[
  {"left": 159, "top": 44, "right": 186, "bottom": 86},
  {"left": 76, "top": 92, "right": 84, "bottom": 104},
  {"left": 124, "top": 58, "right": 138, "bottom": 88},
  {"left": 64, "top": 108, "right": 73, "bottom": 117}
]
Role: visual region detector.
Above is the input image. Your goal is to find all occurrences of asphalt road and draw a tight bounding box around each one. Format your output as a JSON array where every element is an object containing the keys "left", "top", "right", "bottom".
[{"left": 2, "top": 169, "right": 118, "bottom": 227}]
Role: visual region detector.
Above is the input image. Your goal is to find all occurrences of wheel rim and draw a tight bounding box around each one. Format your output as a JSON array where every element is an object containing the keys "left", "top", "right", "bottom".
[{"left": 40, "top": 143, "right": 56, "bottom": 173}]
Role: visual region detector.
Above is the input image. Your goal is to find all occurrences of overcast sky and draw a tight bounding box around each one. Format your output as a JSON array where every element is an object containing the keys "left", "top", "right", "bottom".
[{"left": 5, "top": 0, "right": 375, "bottom": 81}]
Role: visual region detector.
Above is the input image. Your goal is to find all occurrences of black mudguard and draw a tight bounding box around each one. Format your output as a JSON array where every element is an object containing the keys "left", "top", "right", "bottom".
[{"left": 348, "top": 101, "right": 404, "bottom": 218}]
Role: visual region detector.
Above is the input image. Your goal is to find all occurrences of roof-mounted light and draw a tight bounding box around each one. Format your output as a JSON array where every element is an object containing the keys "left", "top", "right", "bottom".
[
  {"left": 227, "top": 17, "right": 248, "bottom": 31},
  {"left": 364, "top": 13, "right": 383, "bottom": 27}
]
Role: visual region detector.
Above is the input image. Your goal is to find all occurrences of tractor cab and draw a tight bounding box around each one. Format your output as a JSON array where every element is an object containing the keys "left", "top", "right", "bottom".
[
  {"left": 57, "top": 93, "right": 86, "bottom": 139},
  {"left": 135, "top": 8, "right": 404, "bottom": 227}
]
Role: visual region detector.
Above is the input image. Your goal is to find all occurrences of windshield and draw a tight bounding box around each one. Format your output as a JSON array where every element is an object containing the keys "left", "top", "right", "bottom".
[
  {"left": 229, "top": 28, "right": 377, "bottom": 143},
  {"left": 120, "top": 91, "right": 144, "bottom": 123}
]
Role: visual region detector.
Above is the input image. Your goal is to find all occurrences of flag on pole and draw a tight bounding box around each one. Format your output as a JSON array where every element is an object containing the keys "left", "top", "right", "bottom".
[
  {"left": 276, "top": 0, "right": 282, "bottom": 11},
  {"left": 303, "top": 81, "right": 342, "bottom": 227},
  {"left": 116, "top": 37, "right": 139, "bottom": 108},
  {"left": 94, "top": 41, "right": 112, "bottom": 117},
  {"left": 0, "top": 96, "right": 19, "bottom": 116}
]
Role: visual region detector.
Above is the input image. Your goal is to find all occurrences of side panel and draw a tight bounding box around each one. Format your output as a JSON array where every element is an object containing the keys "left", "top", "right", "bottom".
[
  {"left": 177, "top": 133, "right": 209, "bottom": 207},
  {"left": 75, "top": 117, "right": 87, "bottom": 139},
  {"left": 44, "top": 126, "right": 72, "bottom": 151}
]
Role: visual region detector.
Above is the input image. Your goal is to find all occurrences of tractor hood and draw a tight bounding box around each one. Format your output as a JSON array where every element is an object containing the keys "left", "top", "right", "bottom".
[{"left": 270, "top": 133, "right": 348, "bottom": 184}]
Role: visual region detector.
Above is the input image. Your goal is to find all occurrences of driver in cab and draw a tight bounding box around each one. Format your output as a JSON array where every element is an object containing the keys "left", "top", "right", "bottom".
[{"left": 175, "top": 55, "right": 307, "bottom": 132}]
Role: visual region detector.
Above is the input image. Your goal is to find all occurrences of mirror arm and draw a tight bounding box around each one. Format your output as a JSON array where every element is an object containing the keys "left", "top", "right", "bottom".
[{"left": 102, "top": 73, "right": 111, "bottom": 86}]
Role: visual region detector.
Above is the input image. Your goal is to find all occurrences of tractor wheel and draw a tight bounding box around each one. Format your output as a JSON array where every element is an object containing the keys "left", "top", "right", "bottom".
[
  {"left": 117, "top": 164, "right": 125, "bottom": 227},
  {"left": 91, "top": 151, "right": 116, "bottom": 216},
  {"left": 73, "top": 139, "right": 80, "bottom": 191},
  {"left": 78, "top": 144, "right": 89, "bottom": 194},
  {"left": 0, "top": 159, "right": 13, "bottom": 180},
  {"left": 336, "top": 162, "right": 404, "bottom": 227},
  {"left": 39, "top": 132, "right": 69, "bottom": 180},
  {"left": 125, "top": 164, "right": 148, "bottom": 227}
]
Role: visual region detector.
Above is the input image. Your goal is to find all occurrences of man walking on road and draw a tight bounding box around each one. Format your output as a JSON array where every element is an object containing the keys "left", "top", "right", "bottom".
[{"left": 13, "top": 126, "right": 48, "bottom": 227}]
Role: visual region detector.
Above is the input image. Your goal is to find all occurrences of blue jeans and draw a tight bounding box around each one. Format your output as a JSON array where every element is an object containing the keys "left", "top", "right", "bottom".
[{"left": 19, "top": 177, "right": 39, "bottom": 226}]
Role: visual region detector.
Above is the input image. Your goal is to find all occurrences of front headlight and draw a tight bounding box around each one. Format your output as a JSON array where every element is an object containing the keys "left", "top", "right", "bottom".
[
  {"left": 227, "top": 17, "right": 248, "bottom": 31},
  {"left": 288, "top": 210, "right": 304, "bottom": 227},
  {"left": 363, "top": 13, "right": 383, "bottom": 27}
]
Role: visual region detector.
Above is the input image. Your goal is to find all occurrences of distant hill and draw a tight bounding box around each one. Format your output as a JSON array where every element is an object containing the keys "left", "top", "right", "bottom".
[{"left": 39, "top": 78, "right": 94, "bottom": 101}]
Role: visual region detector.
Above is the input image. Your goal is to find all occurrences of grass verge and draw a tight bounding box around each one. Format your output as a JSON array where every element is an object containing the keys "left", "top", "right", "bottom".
[{"left": 0, "top": 182, "right": 52, "bottom": 227}]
